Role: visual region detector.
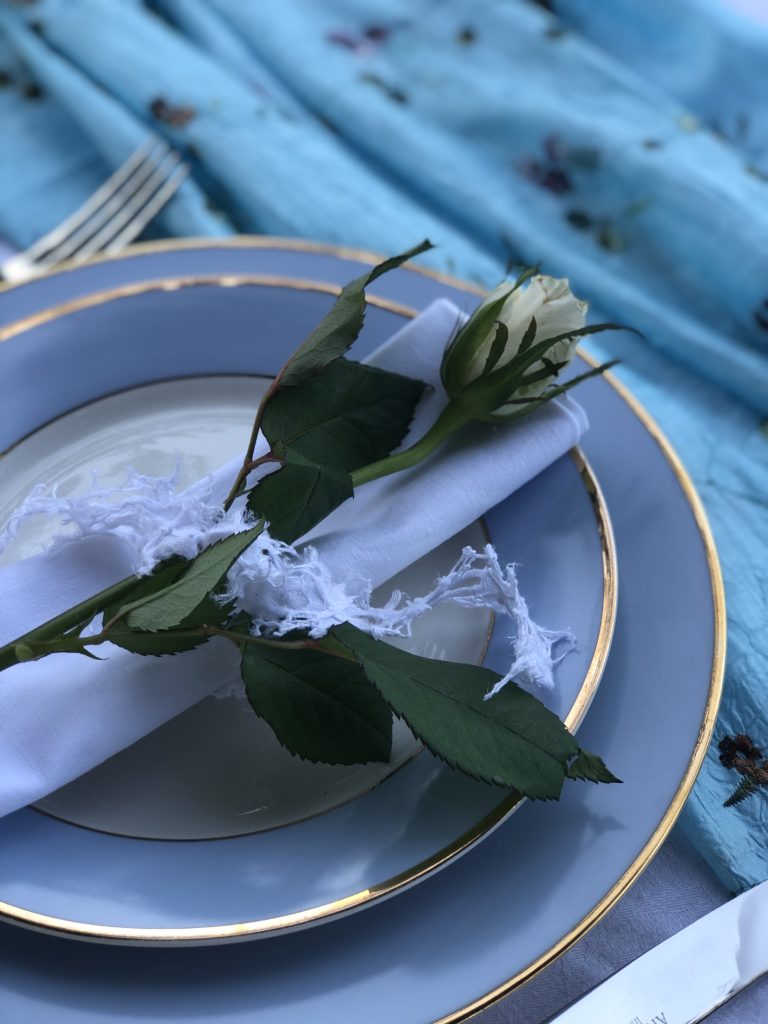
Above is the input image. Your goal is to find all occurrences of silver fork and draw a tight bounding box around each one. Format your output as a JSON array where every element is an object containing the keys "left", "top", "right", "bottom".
[{"left": 1, "top": 136, "right": 189, "bottom": 283}]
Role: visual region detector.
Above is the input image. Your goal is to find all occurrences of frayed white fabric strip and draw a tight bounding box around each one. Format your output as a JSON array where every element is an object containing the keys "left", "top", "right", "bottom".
[
  {"left": 0, "top": 467, "right": 571, "bottom": 694},
  {"left": 0, "top": 466, "right": 244, "bottom": 575}
]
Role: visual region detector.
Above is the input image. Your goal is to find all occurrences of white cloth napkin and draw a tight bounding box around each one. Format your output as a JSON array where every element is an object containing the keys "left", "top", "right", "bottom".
[{"left": 0, "top": 300, "right": 587, "bottom": 818}]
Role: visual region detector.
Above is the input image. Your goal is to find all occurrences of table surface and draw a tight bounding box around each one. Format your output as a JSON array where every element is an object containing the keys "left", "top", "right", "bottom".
[{"left": 483, "top": 831, "right": 768, "bottom": 1022}]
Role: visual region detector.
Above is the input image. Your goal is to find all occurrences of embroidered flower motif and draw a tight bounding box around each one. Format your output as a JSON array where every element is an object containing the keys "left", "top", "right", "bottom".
[
  {"left": 718, "top": 734, "right": 768, "bottom": 807},
  {"left": 149, "top": 97, "right": 196, "bottom": 127}
]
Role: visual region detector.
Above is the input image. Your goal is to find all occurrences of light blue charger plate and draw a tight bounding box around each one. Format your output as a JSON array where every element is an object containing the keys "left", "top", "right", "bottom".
[{"left": 0, "top": 241, "right": 724, "bottom": 1023}]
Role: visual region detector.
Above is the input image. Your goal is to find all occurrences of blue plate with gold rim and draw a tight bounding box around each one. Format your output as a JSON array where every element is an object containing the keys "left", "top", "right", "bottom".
[
  {"left": 0, "top": 241, "right": 722, "bottom": 1024},
  {"left": 0, "top": 255, "right": 614, "bottom": 943}
]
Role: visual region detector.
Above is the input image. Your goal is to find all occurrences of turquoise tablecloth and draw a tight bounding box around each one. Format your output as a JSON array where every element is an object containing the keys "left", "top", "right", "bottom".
[{"left": 0, "top": 0, "right": 766, "bottom": 900}]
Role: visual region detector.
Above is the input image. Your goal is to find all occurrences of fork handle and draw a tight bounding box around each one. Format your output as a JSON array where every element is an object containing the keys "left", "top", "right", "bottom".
[{"left": 0, "top": 236, "right": 21, "bottom": 282}]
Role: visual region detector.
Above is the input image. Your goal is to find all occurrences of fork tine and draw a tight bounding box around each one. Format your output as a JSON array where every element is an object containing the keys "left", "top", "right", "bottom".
[
  {"left": 67, "top": 158, "right": 190, "bottom": 263},
  {"left": 40, "top": 139, "right": 174, "bottom": 264},
  {"left": 98, "top": 165, "right": 190, "bottom": 256},
  {"left": 20, "top": 136, "right": 166, "bottom": 263}
]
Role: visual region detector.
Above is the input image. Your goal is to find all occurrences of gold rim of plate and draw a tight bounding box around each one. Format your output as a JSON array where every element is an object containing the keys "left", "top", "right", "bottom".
[{"left": 0, "top": 240, "right": 724, "bottom": 1024}]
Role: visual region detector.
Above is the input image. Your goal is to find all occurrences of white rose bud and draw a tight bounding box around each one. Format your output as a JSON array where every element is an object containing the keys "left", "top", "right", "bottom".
[
  {"left": 441, "top": 273, "right": 589, "bottom": 420},
  {"left": 350, "top": 256, "right": 620, "bottom": 488}
]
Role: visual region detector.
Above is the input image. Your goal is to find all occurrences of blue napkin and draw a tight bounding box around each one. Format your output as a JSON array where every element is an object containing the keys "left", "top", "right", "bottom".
[{"left": 0, "top": 0, "right": 766, "bottom": 894}]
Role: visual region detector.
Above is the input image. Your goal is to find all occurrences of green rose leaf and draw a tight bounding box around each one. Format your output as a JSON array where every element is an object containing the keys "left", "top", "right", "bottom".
[
  {"left": 111, "top": 592, "right": 236, "bottom": 654},
  {"left": 241, "top": 642, "right": 393, "bottom": 765},
  {"left": 102, "top": 556, "right": 190, "bottom": 625},
  {"left": 108, "top": 629, "right": 211, "bottom": 657},
  {"left": 124, "top": 524, "right": 264, "bottom": 632},
  {"left": 247, "top": 455, "right": 353, "bottom": 543},
  {"left": 333, "top": 623, "right": 581, "bottom": 800},
  {"left": 566, "top": 749, "right": 621, "bottom": 784},
  {"left": 249, "top": 357, "right": 426, "bottom": 542},
  {"left": 277, "top": 240, "right": 433, "bottom": 388},
  {"left": 262, "top": 358, "right": 428, "bottom": 471}
]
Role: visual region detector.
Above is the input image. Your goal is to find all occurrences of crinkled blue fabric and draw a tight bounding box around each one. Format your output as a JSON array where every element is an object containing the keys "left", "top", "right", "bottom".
[{"left": 0, "top": 0, "right": 766, "bottom": 894}]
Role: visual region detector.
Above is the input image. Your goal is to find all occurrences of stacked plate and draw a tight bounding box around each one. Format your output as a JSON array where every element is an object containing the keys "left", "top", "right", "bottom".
[{"left": 0, "top": 239, "right": 724, "bottom": 1023}]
